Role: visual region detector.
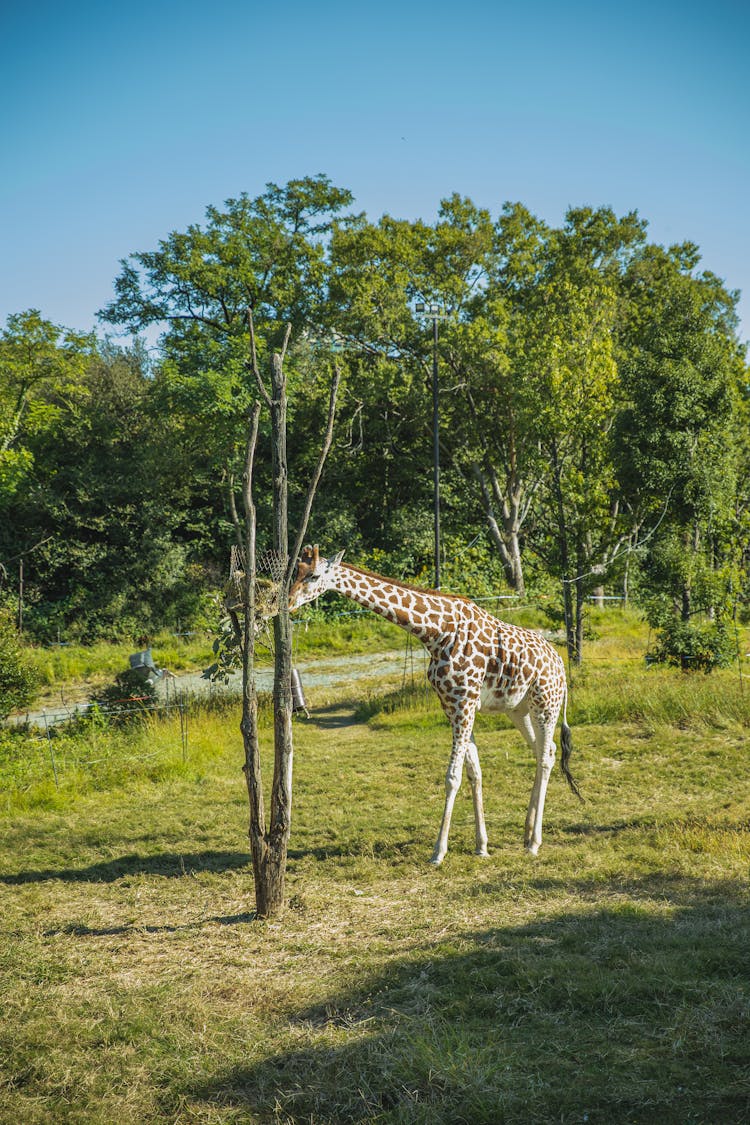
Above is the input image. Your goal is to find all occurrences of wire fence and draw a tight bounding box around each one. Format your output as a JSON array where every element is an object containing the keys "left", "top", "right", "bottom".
[
  {"left": 11, "top": 590, "right": 633, "bottom": 730},
  {"left": 3, "top": 591, "right": 639, "bottom": 794},
  {"left": 4, "top": 678, "right": 254, "bottom": 793},
  {"left": 15, "top": 691, "right": 194, "bottom": 789},
  {"left": 10, "top": 555, "right": 744, "bottom": 780}
]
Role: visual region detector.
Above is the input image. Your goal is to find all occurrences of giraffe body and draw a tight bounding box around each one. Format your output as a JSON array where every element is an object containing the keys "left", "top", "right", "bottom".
[{"left": 289, "top": 547, "right": 580, "bottom": 864}]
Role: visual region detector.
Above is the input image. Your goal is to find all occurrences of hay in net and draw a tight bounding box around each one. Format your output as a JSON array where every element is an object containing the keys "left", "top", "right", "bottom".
[{"left": 225, "top": 546, "right": 287, "bottom": 623}]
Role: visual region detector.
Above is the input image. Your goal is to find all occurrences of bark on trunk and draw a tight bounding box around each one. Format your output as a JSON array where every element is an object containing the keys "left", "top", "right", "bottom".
[
  {"left": 237, "top": 402, "right": 272, "bottom": 913},
  {"left": 252, "top": 350, "right": 295, "bottom": 918},
  {"left": 470, "top": 460, "right": 526, "bottom": 596},
  {"left": 574, "top": 575, "right": 585, "bottom": 667}
]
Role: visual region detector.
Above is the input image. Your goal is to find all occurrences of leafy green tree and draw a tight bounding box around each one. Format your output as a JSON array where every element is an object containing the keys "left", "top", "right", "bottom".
[
  {"left": 733, "top": 372, "right": 750, "bottom": 620},
  {"left": 523, "top": 207, "right": 646, "bottom": 660},
  {"left": 101, "top": 175, "right": 355, "bottom": 572},
  {"left": 327, "top": 197, "right": 649, "bottom": 630},
  {"left": 615, "top": 242, "right": 746, "bottom": 667},
  {"left": 327, "top": 198, "right": 501, "bottom": 580},
  {"left": 0, "top": 339, "right": 199, "bottom": 640},
  {"left": 102, "top": 175, "right": 353, "bottom": 343},
  {"left": 438, "top": 203, "right": 545, "bottom": 595},
  {"left": 437, "top": 203, "right": 645, "bottom": 643},
  {"left": 0, "top": 310, "right": 93, "bottom": 502}
]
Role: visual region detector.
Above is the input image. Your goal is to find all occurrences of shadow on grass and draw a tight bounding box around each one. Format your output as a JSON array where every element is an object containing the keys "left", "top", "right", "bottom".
[
  {"left": 40, "top": 912, "right": 256, "bottom": 937},
  {"left": 185, "top": 875, "right": 750, "bottom": 1125},
  {"left": 0, "top": 849, "right": 251, "bottom": 884},
  {"left": 561, "top": 816, "right": 655, "bottom": 836},
  {"left": 0, "top": 840, "right": 422, "bottom": 883},
  {"left": 303, "top": 700, "right": 362, "bottom": 729}
]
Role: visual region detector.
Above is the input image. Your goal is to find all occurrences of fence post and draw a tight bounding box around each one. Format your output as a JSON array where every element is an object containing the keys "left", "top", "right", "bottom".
[
  {"left": 43, "top": 711, "right": 60, "bottom": 789},
  {"left": 179, "top": 691, "right": 188, "bottom": 762}
]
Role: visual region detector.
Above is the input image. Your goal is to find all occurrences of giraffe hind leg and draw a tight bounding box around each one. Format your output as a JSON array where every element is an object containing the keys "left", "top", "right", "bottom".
[
  {"left": 508, "top": 704, "right": 551, "bottom": 855},
  {"left": 524, "top": 720, "right": 556, "bottom": 855},
  {"left": 430, "top": 745, "right": 465, "bottom": 865},
  {"left": 465, "top": 740, "right": 489, "bottom": 857},
  {"left": 430, "top": 700, "right": 481, "bottom": 865}
]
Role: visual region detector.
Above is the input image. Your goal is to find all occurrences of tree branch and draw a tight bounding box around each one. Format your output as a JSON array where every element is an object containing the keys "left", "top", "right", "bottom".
[
  {"left": 286, "top": 359, "right": 342, "bottom": 587},
  {"left": 279, "top": 323, "right": 292, "bottom": 365},
  {"left": 228, "top": 470, "right": 244, "bottom": 554},
  {"left": 247, "top": 309, "right": 272, "bottom": 407}
]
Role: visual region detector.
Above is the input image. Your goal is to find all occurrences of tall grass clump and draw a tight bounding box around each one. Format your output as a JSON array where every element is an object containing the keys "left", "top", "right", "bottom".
[
  {"left": 0, "top": 693, "right": 255, "bottom": 811},
  {"left": 570, "top": 665, "right": 750, "bottom": 730}
]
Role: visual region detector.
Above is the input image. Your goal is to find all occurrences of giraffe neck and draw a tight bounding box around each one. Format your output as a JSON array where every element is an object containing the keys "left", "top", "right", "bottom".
[{"left": 333, "top": 564, "right": 465, "bottom": 644}]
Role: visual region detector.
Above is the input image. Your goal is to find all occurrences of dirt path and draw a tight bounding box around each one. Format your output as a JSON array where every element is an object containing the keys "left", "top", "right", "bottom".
[
  {"left": 6, "top": 648, "right": 420, "bottom": 729},
  {"left": 167, "top": 648, "right": 415, "bottom": 697}
]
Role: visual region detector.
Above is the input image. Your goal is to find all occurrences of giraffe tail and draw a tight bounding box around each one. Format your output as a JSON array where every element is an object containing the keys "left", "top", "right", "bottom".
[{"left": 560, "top": 691, "right": 583, "bottom": 801}]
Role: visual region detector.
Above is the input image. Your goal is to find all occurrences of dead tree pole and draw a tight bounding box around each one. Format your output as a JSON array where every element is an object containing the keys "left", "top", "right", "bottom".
[
  {"left": 238, "top": 400, "right": 269, "bottom": 906},
  {"left": 238, "top": 316, "right": 339, "bottom": 919}
]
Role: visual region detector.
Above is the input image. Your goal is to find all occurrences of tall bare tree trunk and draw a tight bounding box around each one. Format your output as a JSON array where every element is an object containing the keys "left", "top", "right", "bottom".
[
  {"left": 262, "top": 351, "right": 294, "bottom": 917},
  {"left": 470, "top": 460, "right": 526, "bottom": 596},
  {"left": 550, "top": 443, "right": 576, "bottom": 665},
  {"left": 237, "top": 318, "right": 340, "bottom": 919},
  {"left": 238, "top": 403, "right": 270, "bottom": 908}
]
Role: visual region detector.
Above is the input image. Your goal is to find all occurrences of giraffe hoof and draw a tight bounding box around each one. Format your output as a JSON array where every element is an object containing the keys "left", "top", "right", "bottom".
[
  {"left": 525, "top": 842, "right": 540, "bottom": 857},
  {"left": 429, "top": 852, "right": 445, "bottom": 866},
  {"left": 475, "top": 848, "right": 489, "bottom": 858}
]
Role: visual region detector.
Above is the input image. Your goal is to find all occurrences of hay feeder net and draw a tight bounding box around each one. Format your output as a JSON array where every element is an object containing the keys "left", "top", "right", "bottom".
[{"left": 226, "top": 546, "right": 287, "bottom": 626}]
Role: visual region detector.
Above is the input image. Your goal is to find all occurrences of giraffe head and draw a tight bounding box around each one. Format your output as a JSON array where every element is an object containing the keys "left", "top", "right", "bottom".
[{"left": 289, "top": 544, "right": 345, "bottom": 611}]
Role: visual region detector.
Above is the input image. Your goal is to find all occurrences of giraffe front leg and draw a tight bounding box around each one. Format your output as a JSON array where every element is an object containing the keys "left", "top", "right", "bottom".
[
  {"left": 465, "top": 740, "right": 489, "bottom": 857},
  {"left": 430, "top": 746, "right": 466, "bottom": 866}
]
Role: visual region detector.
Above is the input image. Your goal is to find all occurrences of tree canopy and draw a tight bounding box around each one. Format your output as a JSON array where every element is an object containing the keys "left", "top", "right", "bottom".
[{"left": 1, "top": 177, "right": 747, "bottom": 664}]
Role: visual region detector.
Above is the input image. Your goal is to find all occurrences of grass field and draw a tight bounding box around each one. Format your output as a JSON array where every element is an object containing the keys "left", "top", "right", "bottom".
[{"left": 1, "top": 610, "right": 749, "bottom": 1123}]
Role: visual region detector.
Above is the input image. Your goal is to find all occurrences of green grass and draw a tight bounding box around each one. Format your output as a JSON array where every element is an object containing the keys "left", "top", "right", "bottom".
[
  {"left": 23, "top": 632, "right": 216, "bottom": 696},
  {"left": 1, "top": 611, "right": 749, "bottom": 1122}
]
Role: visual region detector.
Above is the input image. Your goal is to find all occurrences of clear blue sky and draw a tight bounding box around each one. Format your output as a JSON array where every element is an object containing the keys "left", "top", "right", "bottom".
[{"left": 2, "top": 0, "right": 749, "bottom": 346}]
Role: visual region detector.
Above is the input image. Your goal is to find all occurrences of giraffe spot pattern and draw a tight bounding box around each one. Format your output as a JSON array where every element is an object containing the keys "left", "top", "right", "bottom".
[{"left": 289, "top": 552, "right": 574, "bottom": 861}]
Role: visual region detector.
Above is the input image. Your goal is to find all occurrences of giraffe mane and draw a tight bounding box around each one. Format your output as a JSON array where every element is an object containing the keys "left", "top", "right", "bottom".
[{"left": 342, "top": 562, "right": 474, "bottom": 604}]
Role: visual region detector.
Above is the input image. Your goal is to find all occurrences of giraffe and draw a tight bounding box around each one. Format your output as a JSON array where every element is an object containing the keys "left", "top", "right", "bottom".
[{"left": 289, "top": 545, "right": 582, "bottom": 864}]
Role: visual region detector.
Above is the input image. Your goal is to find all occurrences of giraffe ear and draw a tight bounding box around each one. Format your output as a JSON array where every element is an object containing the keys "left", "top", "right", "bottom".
[{"left": 330, "top": 550, "right": 345, "bottom": 567}]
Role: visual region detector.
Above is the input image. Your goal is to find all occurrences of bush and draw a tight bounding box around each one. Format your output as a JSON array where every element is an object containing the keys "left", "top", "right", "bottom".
[
  {"left": 89, "top": 667, "right": 159, "bottom": 724},
  {"left": 0, "top": 614, "right": 38, "bottom": 718},
  {"left": 648, "top": 615, "right": 736, "bottom": 673}
]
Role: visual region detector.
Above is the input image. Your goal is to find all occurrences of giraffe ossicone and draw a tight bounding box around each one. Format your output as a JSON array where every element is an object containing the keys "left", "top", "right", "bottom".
[{"left": 289, "top": 544, "right": 582, "bottom": 864}]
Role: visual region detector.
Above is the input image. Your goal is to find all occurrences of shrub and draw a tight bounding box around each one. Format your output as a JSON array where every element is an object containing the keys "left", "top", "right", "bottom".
[
  {"left": 648, "top": 614, "right": 736, "bottom": 673},
  {"left": 0, "top": 614, "right": 38, "bottom": 719},
  {"left": 90, "top": 667, "right": 159, "bottom": 724}
]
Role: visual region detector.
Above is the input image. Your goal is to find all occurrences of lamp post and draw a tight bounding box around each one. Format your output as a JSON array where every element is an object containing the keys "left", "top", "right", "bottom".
[{"left": 416, "top": 302, "right": 443, "bottom": 589}]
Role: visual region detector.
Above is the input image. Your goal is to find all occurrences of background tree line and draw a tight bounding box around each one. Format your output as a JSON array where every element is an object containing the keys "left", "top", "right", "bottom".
[{"left": 1, "top": 175, "right": 748, "bottom": 667}]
